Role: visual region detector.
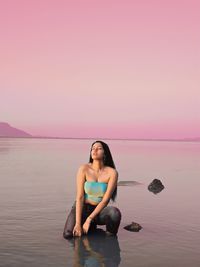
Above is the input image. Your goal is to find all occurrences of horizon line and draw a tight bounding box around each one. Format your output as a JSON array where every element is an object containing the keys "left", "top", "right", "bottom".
[{"left": 0, "top": 135, "right": 200, "bottom": 142}]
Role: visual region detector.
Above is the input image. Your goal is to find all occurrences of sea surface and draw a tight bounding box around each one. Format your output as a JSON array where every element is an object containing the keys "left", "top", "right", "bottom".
[{"left": 0, "top": 138, "right": 200, "bottom": 267}]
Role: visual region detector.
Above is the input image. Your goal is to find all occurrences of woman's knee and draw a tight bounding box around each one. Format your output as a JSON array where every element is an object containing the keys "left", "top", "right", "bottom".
[{"left": 108, "top": 206, "right": 122, "bottom": 222}]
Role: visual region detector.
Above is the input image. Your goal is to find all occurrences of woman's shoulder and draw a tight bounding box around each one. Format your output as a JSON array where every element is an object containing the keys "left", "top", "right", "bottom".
[
  {"left": 78, "top": 163, "right": 90, "bottom": 171},
  {"left": 105, "top": 166, "right": 118, "bottom": 177}
]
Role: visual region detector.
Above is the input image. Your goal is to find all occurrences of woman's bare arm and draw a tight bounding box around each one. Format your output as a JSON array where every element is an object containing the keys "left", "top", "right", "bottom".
[{"left": 75, "top": 164, "right": 86, "bottom": 226}]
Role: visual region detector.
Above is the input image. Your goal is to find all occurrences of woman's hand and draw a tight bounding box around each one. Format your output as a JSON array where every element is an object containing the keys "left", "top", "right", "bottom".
[
  {"left": 73, "top": 224, "right": 83, "bottom": 237},
  {"left": 82, "top": 217, "right": 92, "bottom": 234}
]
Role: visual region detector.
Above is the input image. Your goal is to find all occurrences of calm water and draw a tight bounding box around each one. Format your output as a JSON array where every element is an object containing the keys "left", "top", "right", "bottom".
[{"left": 0, "top": 138, "right": 200, "bottom": 267}]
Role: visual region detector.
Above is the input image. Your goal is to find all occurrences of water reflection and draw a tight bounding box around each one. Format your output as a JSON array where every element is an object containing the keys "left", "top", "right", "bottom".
[{"left": 67, "top": 229, "right": 121, "bottom": 267}]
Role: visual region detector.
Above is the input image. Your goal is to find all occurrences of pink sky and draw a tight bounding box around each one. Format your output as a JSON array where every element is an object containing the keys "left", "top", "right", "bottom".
[{"left": 0, "top": 0, "right": 200, "bottom": 139}]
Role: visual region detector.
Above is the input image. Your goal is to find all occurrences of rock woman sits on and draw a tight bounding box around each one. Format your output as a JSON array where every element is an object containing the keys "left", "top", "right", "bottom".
[{"left": 63, "top": 140, "right": 122, "bottom": 239}]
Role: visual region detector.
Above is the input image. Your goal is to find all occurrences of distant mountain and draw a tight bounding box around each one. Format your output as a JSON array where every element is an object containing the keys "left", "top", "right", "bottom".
[
  {"left": 0, "top": 122, "right": 200, "bottom": 141},
  {"left": 0, "top": 122, "right": 32, "bottom": 137}
]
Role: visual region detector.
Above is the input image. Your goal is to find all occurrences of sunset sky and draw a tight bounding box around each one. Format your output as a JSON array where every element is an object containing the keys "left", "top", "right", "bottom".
[{"left": 1, "top": 0, "right": 199, "bottom": 139}]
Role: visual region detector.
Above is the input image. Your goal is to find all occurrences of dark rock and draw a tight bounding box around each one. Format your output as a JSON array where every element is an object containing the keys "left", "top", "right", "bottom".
[
  {"left": 124, "top": 222, "right": 142, "bottom": 232},
  {"left": 148, "top": 179, "right": 165, "bottom": 194}
]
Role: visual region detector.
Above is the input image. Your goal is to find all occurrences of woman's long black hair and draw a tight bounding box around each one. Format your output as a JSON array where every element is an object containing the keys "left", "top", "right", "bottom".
[{"left": 88, "top": 140, "right": 118, "bottom": 203}]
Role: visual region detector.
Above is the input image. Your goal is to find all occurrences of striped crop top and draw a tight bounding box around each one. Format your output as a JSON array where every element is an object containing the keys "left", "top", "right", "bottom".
[{"left": 84, "top": 181, "right": 108, "bottom": 204}]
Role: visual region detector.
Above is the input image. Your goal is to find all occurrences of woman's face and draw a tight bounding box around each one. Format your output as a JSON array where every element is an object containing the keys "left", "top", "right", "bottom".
[{"left": 91, "top": 142, "right": 104, "bottom": 160}]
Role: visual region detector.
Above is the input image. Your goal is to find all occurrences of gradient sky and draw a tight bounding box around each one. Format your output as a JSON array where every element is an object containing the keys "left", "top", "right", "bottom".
[{"left": 0, "top": 0, "right": 199, "bottom": 139}]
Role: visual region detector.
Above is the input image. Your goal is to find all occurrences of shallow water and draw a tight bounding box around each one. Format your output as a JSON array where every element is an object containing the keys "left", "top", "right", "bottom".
[{"left": 0, "top": 138, "right": 200, "bottom": 267}]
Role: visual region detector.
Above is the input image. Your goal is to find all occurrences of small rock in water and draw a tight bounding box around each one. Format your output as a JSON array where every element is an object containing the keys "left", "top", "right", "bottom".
[
  {"left": 148, "top": 178, "right": 165, "bottom": 194},
  {"left": 124, "top": 222, "right": 142, "bottom": 232}
]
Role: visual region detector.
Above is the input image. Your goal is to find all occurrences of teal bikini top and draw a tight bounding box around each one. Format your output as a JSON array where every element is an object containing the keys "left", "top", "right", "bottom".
[{"left": 84, "top": 181, "right": 108, "bottom": 204}]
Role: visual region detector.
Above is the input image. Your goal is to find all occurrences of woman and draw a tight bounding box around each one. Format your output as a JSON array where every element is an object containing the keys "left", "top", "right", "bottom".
[{"left": 63, "top": 140, "right": 122, "bottom": 239}]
